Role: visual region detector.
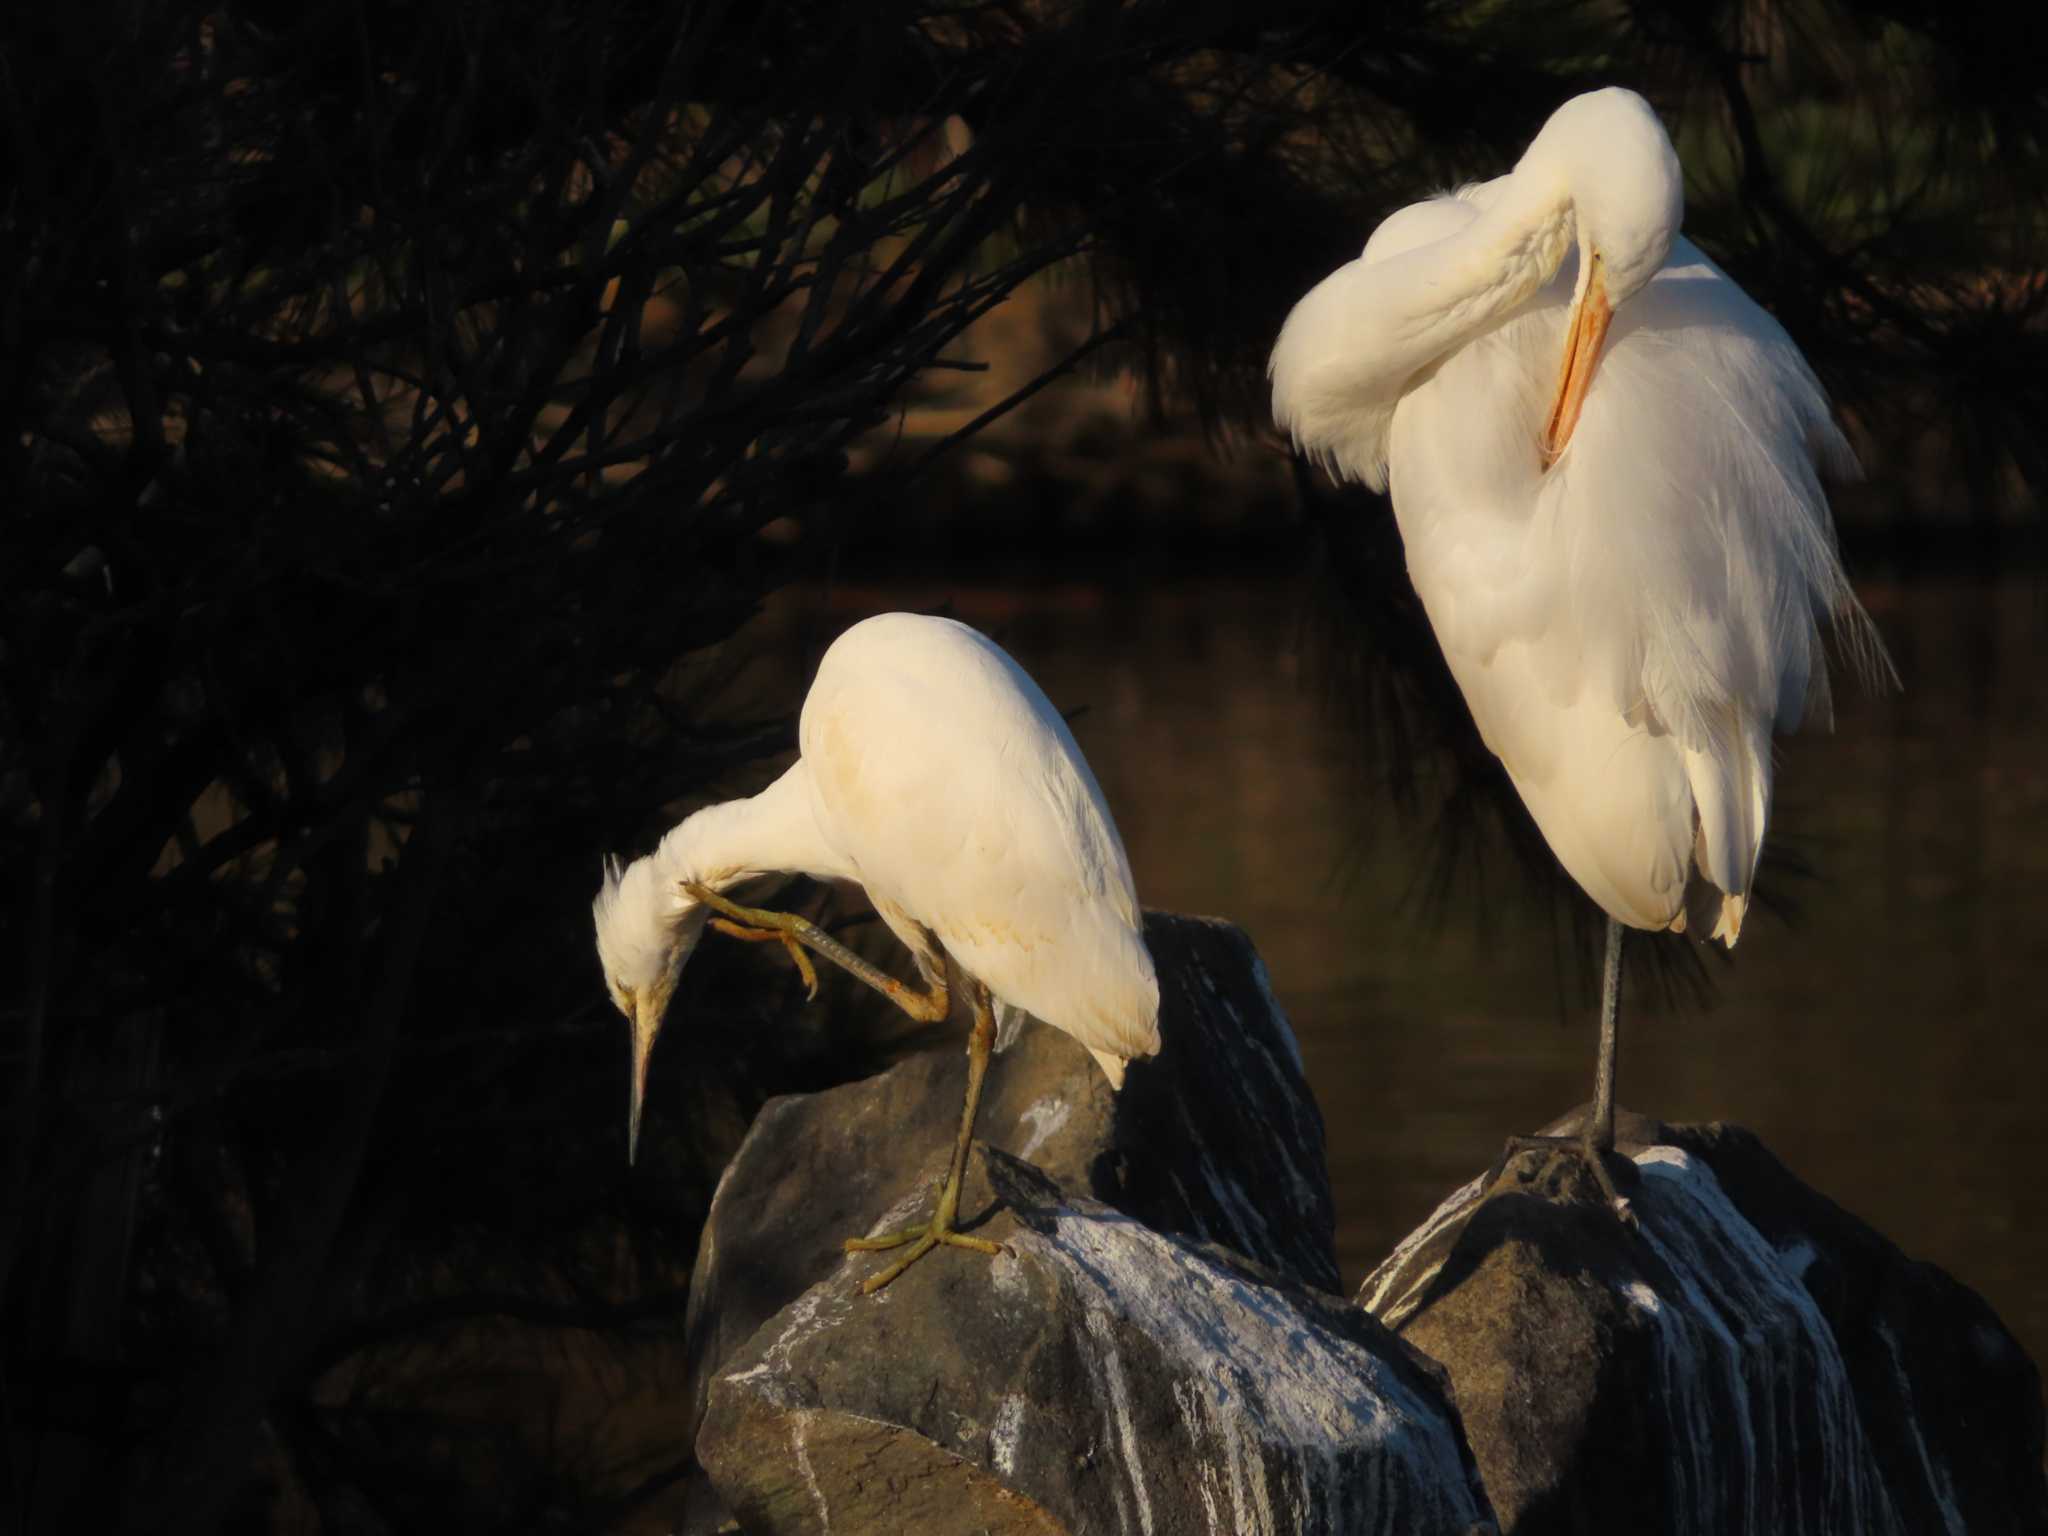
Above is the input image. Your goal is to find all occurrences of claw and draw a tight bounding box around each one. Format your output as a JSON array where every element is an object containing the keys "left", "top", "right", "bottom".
[
  {"left": 782, "top": 935, "right": 818, "bottom": 1000},
  {"left": 844, "top": 1222, "right": 929, "bottom": 1252},
  {"left": 1490, "top": 1132, "right": 1639, "bottom": 1229},
  {"left": 687, "top": 881, "right": 948, "bottom": 1022},
  {"left": 707, "top": 916, "right": 821, "bottom": 999},
  {"left": 847, "top": 1224, "right": 1004, "bottom": 1294}
]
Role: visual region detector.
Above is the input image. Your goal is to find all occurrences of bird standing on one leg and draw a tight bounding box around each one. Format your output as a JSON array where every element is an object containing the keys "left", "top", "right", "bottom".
[
  {"left": 1269, "top": 88, "right": 1890, "bottom": 1217},
  {"left": 592, "top": 611, "right": 1162, "bottom": 1290}
]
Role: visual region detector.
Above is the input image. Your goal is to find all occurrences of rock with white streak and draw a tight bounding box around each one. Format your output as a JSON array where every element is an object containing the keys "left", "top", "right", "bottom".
[
  {"left": 699, "top": 1148, "right": 1497, "bottom": 1536},
  {"left": 682, "top": 912, "right": 1338, "bottom": 1447},
  {"left": 1360, "top": 1109, "right": 2048, "bottom": 1536}
]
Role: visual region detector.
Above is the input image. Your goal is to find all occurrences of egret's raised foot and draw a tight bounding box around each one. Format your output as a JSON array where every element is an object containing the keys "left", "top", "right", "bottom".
[
  {"left": 705, "top": 915, "right": 819, "bottom": 999},
  {"left": 843, "top": 1212, "right": 1003, "bottom": 1294},
  {"left": 1488, "top": 1132, "right": 1638, "bottom": 1228},
  {"left": 681, "top": 880, "right": 950, "bottom": 1023}
]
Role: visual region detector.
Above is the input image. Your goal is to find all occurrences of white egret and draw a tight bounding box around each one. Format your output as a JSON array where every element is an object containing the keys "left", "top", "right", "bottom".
[
  {"left": 1270, "top": 88, "right": 1888, "bottom": 1216},
  {"left": 593, "top": 611, "right": 1162, "bottom": 1291}
]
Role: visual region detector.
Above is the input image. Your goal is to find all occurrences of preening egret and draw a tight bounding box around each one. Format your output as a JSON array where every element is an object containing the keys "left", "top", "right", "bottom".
[
  {"left": 1270, "top": 88, "right": 1888, "bottom": 1215},
  {"left": 593, "top": 611, "right": 1161, "bottom": 1291}
]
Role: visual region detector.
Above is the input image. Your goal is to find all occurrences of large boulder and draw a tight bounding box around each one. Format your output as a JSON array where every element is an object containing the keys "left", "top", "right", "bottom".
[
  {"left": 699, "top": 1148, "right": 1496, "bottom": 1536},
  {"left": 1360, "top": 1109, "right": 2048, "bottom": 1536},
  {"left": 683, "top": 912, "right": 1339, "bottom": 1444}
]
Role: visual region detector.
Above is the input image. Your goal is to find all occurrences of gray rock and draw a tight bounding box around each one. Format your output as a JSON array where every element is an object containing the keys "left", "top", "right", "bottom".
[
  {"left": 1360, "top": 1108, "right": 2048, "bottom": 1536},
  {"left": 699, "top": 1148, "right": 1496, "bottom": 1536},
  {"left": 683, "top": 912, "right": 1338, "bottom": 1445}
]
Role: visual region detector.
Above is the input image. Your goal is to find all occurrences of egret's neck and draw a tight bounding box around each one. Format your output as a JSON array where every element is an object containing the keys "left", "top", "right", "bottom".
[
  {"left": 1270, "top": 174, "right": 1574, "bottom": 487},
  {"left": 652, "top": 759, "right": 854, "bottom": 894}
]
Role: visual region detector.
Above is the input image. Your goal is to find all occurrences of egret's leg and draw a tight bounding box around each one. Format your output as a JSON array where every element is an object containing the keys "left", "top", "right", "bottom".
[
  {"left": 1587, "top": 914, "right": 1624, "bottom": 1153},
  {"left": 1489, "top": 917, "right": 1636, "bottom": 1225},
  {"left": 683, "top": 882, "right": 948, "bottom": 1022},
  {"left": 843, "top": 981, "right": 1005, "bottom": 1293},
  {"left": 684, "top": 882, "right": 1001, "bottom": 1286}
]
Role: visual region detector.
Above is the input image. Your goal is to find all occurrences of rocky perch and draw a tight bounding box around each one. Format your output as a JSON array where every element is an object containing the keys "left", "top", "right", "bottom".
[
  {"left": 1364, "top": 1111, "right": 2048, "bottom": 1535},
  {"left": 702, "top": 1148, "right": 1490, "bottom": 1535},
  {"left": 685, "top": 913, "right": 2048, "bottom": 1535}
]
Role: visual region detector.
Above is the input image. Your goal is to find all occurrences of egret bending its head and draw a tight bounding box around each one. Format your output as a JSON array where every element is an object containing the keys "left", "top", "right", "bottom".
[
  {"left": 1271, "top": 88, "right": 1888, "bottom": 1215},
  {"left": 594, "top": 612, "right": 1161, "bottom": 1290},
  {"left": 591, "top": 854, "right": 712, "bottom": 1161}
]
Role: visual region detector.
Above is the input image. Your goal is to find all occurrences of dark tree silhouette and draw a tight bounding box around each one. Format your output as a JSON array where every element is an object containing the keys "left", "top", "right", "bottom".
[{"left": 2, "top": 0, "right": 2041, "bottom": 1529}]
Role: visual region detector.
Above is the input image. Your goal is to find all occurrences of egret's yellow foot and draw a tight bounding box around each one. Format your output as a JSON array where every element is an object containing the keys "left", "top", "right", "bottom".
[
  {"left": 706, "top": 915, "right": 819, "bottom": 998},
  {"left": 845, "top": 1212, "right": 1002, "bottom": 1295},
  {"left": 844, "top": 1222, "right": 927, "bottom": 1252},
  {"left": 683, "top": 882, "right": 947, "bottom": 1022},
  {"left": 844, "top": 1162, "right": 1004, "bottom": 1293}
]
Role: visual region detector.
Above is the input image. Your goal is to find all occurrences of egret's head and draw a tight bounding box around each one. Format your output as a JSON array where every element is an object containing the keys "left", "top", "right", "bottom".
[
  {"left": 1520, "top": 87, "right": 1682, "bottom": 306},
  {"left": 1518, "top": 88, "right": 1684, "bottom": 464},
  {"left": 592, "top": 853, "right": 708, "bottom": 1163}
]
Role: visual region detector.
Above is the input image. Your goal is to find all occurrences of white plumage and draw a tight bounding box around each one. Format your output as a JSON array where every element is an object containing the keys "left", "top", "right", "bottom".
[
  {"left": 794, "top": 612, "right": 1162, "bottom": 1076},
  {"left": 1271, "top": 88, "right": 1885, "bottom": 946},
  {"left": 1269, "top": 89, "right": 1890, "bottom": 1200},
  {"left": 593, "top": 611, "right": 1161, "bottom": 1263}
]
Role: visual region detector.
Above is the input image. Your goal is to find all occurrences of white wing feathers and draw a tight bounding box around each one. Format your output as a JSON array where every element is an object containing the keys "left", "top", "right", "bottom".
[
  {"left": 1373, "top": 211, "right": 1885, "bottom": 940},
  {"left": 1565, "top": 252, "right": 1870, "bottom": 747},
  {"left": 799, "top": 613, "right": 1162, "bottom": 1072},
  {"left": 1682, "top": 713, "right": 1771, "bottom": 942}
]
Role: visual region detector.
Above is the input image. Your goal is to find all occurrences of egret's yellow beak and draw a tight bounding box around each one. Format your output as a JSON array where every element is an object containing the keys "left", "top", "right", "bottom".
[
  {"left": 626, "top": 978, "right": 676, "bottom": 1165},
  {"left": 1543, "top": 253, "right": 1611, "bottom": 468}
]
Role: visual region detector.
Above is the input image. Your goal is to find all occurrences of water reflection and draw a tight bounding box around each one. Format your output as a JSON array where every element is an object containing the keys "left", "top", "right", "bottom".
[{"left": 761, "top": 563, "right": 2048, "bottom": 1368}]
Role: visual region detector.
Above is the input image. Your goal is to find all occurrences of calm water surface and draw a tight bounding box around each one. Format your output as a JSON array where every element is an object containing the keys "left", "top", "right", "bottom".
[{"left": 764, "top": 563, "right": 2048, "bottom": 1369}]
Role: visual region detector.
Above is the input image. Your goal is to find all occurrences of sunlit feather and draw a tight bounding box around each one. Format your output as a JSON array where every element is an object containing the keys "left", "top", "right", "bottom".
[
  {"left": 593, "top": 611, "right": 1162, "bottom": 1143},
  {"left": 1272, "top": 89, "right": 1889, "bottom": 945}
]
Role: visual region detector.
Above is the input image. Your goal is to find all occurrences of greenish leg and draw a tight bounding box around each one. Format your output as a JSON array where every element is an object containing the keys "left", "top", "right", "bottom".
[
  {"left": 684, "top": 881, "right": 1003, "bottom": 1291},
  {"left": 843, "top": 981, "right": 1004, "bottom": 1294},
  {"left": 684, "top": 881, "right": 947, "bottom": 1021}
]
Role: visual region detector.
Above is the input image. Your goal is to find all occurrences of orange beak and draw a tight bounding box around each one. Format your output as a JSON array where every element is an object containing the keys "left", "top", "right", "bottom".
[{"left": 1542, "top": 253, "right": 1611, "bottom": 468}]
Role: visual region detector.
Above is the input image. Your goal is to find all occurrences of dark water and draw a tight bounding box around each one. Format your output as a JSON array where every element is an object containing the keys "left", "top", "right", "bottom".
[{"left": 763, "top": 562, "right": 2048, "bottom": 1371}]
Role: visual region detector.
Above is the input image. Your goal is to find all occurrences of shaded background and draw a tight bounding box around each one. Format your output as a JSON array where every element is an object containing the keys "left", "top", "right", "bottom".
[{"left": 3, "top": 0, "right": 2043, "bottom": 1529}]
